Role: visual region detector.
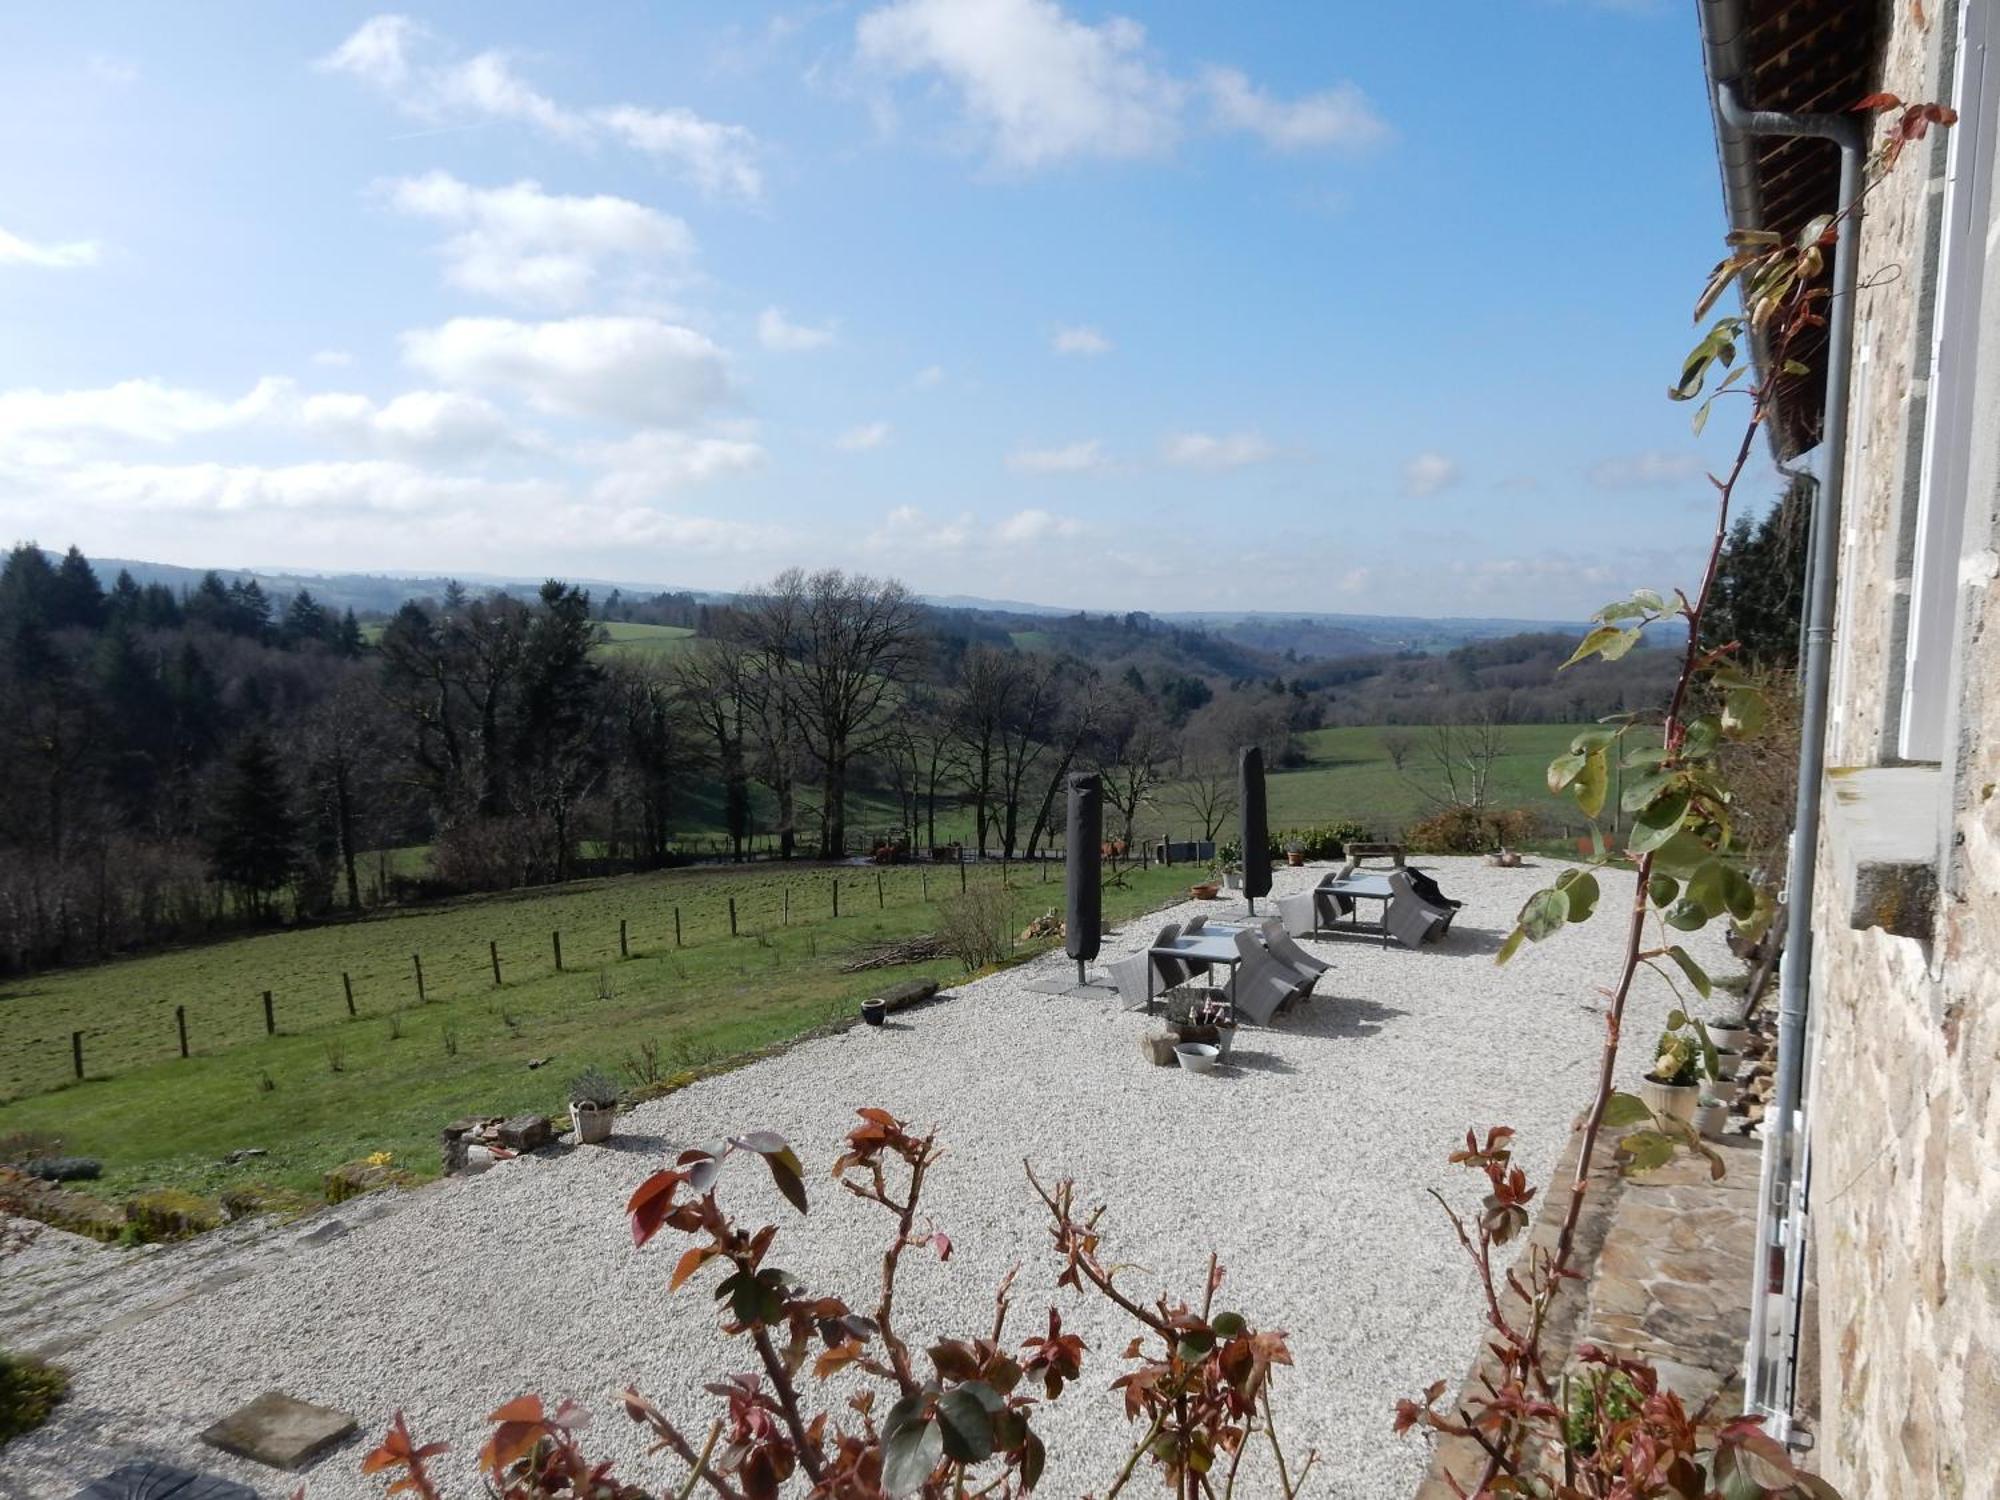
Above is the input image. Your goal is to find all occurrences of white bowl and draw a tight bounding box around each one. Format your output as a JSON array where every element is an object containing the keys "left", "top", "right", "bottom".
[{"left": 1175, "top": 1043, "right": 1220, "bottom": 1075}]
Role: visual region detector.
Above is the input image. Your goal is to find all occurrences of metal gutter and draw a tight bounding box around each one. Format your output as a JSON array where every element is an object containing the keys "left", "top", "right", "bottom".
[{"left": 1697, "top": 0, "right": 1869, "bottom": 1440}]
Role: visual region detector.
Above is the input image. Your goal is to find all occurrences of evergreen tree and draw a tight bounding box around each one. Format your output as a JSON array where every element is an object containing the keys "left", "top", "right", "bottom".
[
  {"left": 108, "top": 568, "right": 145, "bottom": 622},
  {"left": 1706, "top": 472, "right": 1810, "bottom": 669},
  {"left": 138, "top": 582, "right": 183, "bottom": 629},
  {"left": 185, "top": 571, "right": 233, "bottom": 632},
  {"left": 282, "top": 589, "right": 329, "bottom": 647},
  {"left": 50, "top": 546, "right": 105, "bottom": 630},
  {"left": 334, "top": 608, "right": 365, "bottom": 659},
  {"left": 228, "top": 578, "right": 272, "bottom": 640},
  {"left": 206, "top": 732, "right": 299, "bottom": 916},
  {"left": 0, "top": 543, "right": 58, "bottom": 638}
]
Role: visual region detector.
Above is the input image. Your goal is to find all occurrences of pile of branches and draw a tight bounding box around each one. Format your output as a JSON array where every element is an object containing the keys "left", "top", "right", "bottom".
[{"left": 839, "top": 934, "right": 951, "bottom": 972}]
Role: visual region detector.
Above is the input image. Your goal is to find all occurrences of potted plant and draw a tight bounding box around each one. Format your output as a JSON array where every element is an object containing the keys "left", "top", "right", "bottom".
[
  {"left": 1705, "top": 1011, "right": 1752, "bottom": 1055},
  {"left": 861, "top": 997, "right": 887, "bottom": 1027},
  {"left": 1189, "top": 869, "right": 1222, "bottom": 900},
  {"left": 567, "top": 1066, "right": 621, "bottom": 1145},
  {"left": 1167, "top": 991, "right": 1234, "bottom": 1058},
  {"left": 1694, "top": 1093, "right": 1729, "bottom": 1139},
  {"left": 1639, "top": 1020, "right": 1711, "bottom": 1126},
  {"left": 1284, "top": 839, "right": 1306, "bottom": 868}
]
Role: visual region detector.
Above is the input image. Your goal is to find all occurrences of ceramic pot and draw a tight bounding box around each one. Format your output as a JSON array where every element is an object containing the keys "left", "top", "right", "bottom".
[
  {"left": 1695, "top": 1101, "right": 1729, "bottom": 1139},
  {"left": 1639, "top": 1075, "right": 1699, "bottom": 1126},
  {"left": 861, "top": 999, "right": 887, "bottom": 1027}
]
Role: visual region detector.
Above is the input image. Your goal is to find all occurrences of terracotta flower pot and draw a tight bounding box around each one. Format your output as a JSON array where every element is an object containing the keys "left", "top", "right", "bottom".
[
  {"left": 1190, "top": 882, "right": 1220, "bottom": 900},
  {"left": 1286, "top": 851, "right": 1306, "bottom": 867}
]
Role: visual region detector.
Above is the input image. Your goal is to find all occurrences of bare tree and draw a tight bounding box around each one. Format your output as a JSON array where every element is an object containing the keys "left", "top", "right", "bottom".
[
  {"left": 1411, "top": 715, "right": 1511, "bottom": 811},
  {"left": 675, "top": 637, "right": 753, "bottom": 860},
  {"left": 1093, "top": 686, "right": 1174, "bottom": 846},
  {"left": 1173, "top": 746, "right": 1238, "bottom": 841},
  {"left": 743, "top": 569, "right": 921, "bottom": 859},
  {"left": 1380, "top": 729, "right": 1417, "bottom": 774}
]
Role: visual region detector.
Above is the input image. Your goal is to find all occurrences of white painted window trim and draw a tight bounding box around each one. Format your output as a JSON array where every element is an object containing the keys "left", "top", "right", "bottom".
[{"left": 1900, "top": 0, "right": 1997, "bottom": 760}]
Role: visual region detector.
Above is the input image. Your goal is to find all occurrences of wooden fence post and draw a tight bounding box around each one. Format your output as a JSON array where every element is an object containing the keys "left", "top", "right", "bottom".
[
  {"left": 552, "top": 930, "right": 563, "bottom": 971},
  {"left": 342, "top": 972, "right": 356, "bottom": 1017},
  {"left": 263, "top": 990, "right": 275, "bottom": 1035},
  {"left": 832, "top": 879, "right": 840, "bottom": 919},
  {"left": 489, "top": 942, "right": 502, "bottom": 987},
  {"left": 176, "top": 1005, "right": 189, "bottom": 1058},
  {"left": 729, "top": 897, "right": 738, "bottom": 936},
  {"left": 412, "top": 953, "right": 426, "bottom": 1004},
  {"left": 784, "top": 887, "right": 790, "bottom": 926},
  {"left": 72, "top": 1030, "right": 83, "bottom": 1080},
  {"left": 921, "top": 871, "right": 928, "bottom": 902},
  {"left": 674, "top": 906, "right": 682, "bottom": 946},
  {"left": 959, "top": 855, "right": 967, "bottom": 893},
  {"left": 619, "top": 918, "right": 629, "bottom": 959}
]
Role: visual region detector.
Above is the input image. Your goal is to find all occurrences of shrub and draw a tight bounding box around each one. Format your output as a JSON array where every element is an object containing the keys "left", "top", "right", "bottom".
[
  {"left": 20, "top": 1157, "right": 101, "bottom": 1183},
  {"left": 1221, "top": 821, "right": 1371, "bottom": 865},
  {"left": 0, "top": 1132, "right": 63, "bottom": 1167},
  {"left": 566, "top": 1066, "right": 621, "bottom": 1110},
  {"left": 124, "top": 1189, "right": 223, "bottom": 1243},
  {"left": 936, "top": 884, "right": 1012, "bottom": 971},
  {"left": 1562, "top": 1366, "right": 1644, "bottom": 1456},
  {"left": 0, "top": 1350, "right": 69, "bottom": 1447},
  {"left": 1402, "top": 805, "right": 1541, "bottom": 854}
]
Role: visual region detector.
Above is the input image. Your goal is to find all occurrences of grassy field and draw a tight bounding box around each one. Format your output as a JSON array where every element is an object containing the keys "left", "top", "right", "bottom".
[
  {"left": 1257, "top": 724, "right": 1583, "bottom": 836},
  {"left": 0, "top": 861, "right": 1190, "bottom": 1198},
  {"left": 599, "top": 621, "right": 696, "bottom": 656}
]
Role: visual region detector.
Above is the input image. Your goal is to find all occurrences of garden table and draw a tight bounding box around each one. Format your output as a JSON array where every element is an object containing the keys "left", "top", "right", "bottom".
[
  {"left": 1145, "top": 933, "right": 1243, "bottom": 1019},
  {"left": 1316, "top": 873, "right": 1395, "bottom": 944}
]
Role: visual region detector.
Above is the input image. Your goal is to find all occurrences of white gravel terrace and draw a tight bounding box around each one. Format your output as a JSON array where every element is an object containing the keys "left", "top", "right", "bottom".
[{"left": 0, "top": 856, "right": 1731, "bottom": 1500}]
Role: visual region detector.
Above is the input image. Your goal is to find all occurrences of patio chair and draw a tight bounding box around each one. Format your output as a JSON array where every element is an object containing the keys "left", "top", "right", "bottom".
[
  {"left": 1384, "top": 872, "right": 1451, "bottom": 950},
  {"left": 1229, "top": 929, "right": 1312, "bottom": 1025},
  {"left": 1404, "top": 868, "right": 1463, "bottom": 932},
  {"left": 1259, "top": 917, "right": 1331, "bottom": 978},
  {"left": 1179, "top": 913, "right": 1214, "bottom": 974},
  {"left": 1104, "top": 921, "right": 1183, "bottom": 1010},
  {"left": 1275, "top": 889, "right": 1321, "bottom": 939},
  {"left": 1317, "top": 860, "right": 1361, "bottom": 920}
]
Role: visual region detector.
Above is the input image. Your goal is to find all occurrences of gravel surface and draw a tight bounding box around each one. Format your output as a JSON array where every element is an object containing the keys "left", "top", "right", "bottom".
[{"left": 0, "top": 857, "right": 1731, "bottom": 1500}]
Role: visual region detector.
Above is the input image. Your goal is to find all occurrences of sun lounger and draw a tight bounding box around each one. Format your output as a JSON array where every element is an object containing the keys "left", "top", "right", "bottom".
[
  {"left": 1384, "top": 872, "right": 1451, "bottom": 949},
  {"left": 1259, "top": 917, "right": 1331, "bottom": 978}
]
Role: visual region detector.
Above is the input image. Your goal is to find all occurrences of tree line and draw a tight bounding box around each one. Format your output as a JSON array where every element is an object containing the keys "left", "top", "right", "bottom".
[{"left": 0, "top": 548, "right": 1313, "bottom": 976}]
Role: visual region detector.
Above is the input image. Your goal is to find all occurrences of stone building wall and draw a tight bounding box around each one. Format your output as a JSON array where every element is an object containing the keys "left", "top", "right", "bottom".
[{"left": 1805, "top": 2, "right": 2000, "bottom": 1497}]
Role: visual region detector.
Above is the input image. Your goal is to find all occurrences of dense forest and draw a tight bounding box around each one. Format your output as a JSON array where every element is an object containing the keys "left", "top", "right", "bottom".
[{"left": 0, "top": 541, "right": 1701, "bottom": 975}]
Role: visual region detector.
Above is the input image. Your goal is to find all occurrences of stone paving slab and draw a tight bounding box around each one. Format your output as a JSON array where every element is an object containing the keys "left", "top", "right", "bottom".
[{"left": 199, "top": 1392, "right": 357, "bottom": 1472}]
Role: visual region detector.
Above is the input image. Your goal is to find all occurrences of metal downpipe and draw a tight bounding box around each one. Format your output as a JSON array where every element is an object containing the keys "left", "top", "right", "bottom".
[{"left": 1711, "top": 82, "right": 1867, "bottom": 1435}]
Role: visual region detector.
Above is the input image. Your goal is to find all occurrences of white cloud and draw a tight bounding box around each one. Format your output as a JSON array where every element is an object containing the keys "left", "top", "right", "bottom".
[
  {"left": 993, "top": 507, "right": 1083, "bottom": 543},
  {"left": 584, "top": 428, "right": 765, "bottom": 503},
  {"left": 913, "top": 364, "right": 946, "bottom": 388},
  {"left": 854, "top": 0, "right": 1389, "bottom": 170},
  {"left": 44, "top": 457, "right": 547, "bottom": 516},
  {"left": 757, "top": 306, "right": 836, "bottom": 352},
  {"left": 0, "top": 378, "right": 290, "bottom": 457},
  {"left": 317, "top": 13, "right": 425, "bottom": 90},
  {"left": 837, "top": 421, "right": 891, "bottom": 451},
  {"left": 0, "top": 376, "right": 518, "bottom": 463},
  {"left": 402, "top": 315, "right": 734, "bottom": 427},
  {"left": 594, "top": 107, "right": 763, "bottom": 200},
  {"left": 1199, "top": 67, "right": 1388, "bottom": 151},
  {"left": 1052, "top": 323, "right": 1112, "bottom": 356},
  {"left": 1587, "top": 450, "right": 1706, "bottom": 489},
  {"left": 1162, "top": 430, "right": 1274, "bottom": 470},
  {"left": 1402, "top": 451, "right": 1460, "bottom": 498},
  {"left": 311, "top": 349, "right": 355, "bottom": 368},
  {"left": 856, "top": 0, "right": 1181, "bottom": 167},
  {"left": 320, "top": 16, "right": 762, "bottom": 198},
  {"left": 0, "top": 226, "right": 101, "bottom": 269},
  {"left": 869, "top": 503, "right": 974, "bottom": 551},
  {"left": 298, "top": 389, "right": 516, "bottom": 460},
  {"left": 1007, "top": 438, "right": 1106, "bottom": 473},
  {"left": 385, "top": 172, "right": 694, "bottom": 308}
]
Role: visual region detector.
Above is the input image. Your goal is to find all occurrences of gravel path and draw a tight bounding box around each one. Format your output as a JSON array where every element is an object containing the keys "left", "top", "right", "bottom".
[{"left": 0, "top": 857, "right": 1730, "bottom": 1500}]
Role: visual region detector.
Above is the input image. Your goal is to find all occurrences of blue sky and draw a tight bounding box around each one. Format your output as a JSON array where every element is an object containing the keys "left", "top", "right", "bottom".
[{"left": 0, "top": 0, "right": 1769, "bottom": 618}]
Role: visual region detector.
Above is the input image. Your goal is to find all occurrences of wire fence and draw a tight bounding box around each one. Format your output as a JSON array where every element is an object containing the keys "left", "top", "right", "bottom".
[{"left": 2, "top": 849, "right": 1173, "bottom": 1102}]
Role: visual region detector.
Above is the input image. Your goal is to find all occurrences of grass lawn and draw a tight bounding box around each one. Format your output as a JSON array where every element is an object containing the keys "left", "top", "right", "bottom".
[
  {"left": 0, "top": 862, "right": 1190, "bottom": 1199},
  {"left": 1252, "top": 724, "right": 1585, "bottom": 836}
]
